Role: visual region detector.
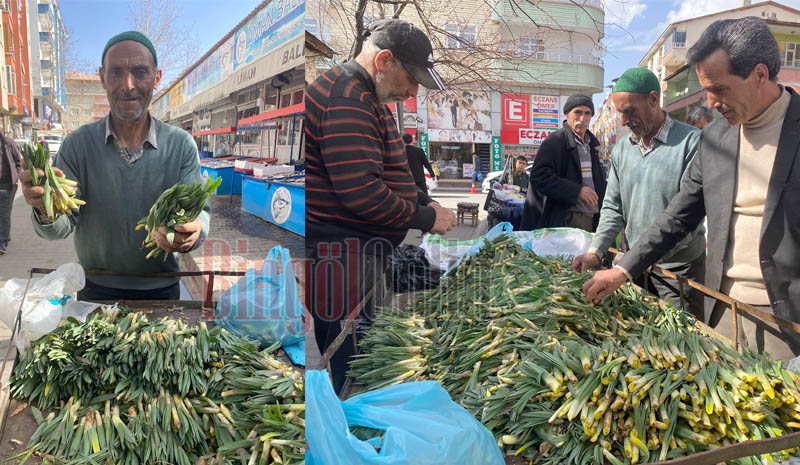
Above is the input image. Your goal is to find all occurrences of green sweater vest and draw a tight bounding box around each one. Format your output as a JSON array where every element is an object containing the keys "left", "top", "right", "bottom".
[
  {"left": 33, "top": 116, "right": 210, "bottom": 290},
  {"left": 590, "top": 120, "right": 706, "bottom": 269}
]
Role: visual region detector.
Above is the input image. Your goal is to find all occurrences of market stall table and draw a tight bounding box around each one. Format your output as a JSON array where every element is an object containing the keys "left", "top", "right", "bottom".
[{"left": 241, "top": 175, "right": 305, "bottom": 237}]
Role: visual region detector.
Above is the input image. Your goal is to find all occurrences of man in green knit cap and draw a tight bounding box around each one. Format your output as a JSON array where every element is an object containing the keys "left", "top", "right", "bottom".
[
  {"left": 572, "top": 67, "right": 707, "bottom": 319},
  {"left": 20, "top": 31, "right": 210, "bottom": 301}
]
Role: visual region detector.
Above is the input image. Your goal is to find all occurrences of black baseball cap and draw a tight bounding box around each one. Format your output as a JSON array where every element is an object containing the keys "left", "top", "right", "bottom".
[{"left": 364, "top": 19, "right": 446, "bottom": 90}]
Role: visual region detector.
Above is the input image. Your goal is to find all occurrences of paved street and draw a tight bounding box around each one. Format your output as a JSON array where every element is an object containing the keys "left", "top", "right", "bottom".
[{"left": 0, "top": 190, "right": 304, "bottom": 333}]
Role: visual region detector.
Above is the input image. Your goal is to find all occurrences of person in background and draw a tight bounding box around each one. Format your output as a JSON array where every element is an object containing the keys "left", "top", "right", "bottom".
[
  {"left": 522, "top": 93, "right": 607, "bottom": 231},
  {"left": 571, "top": 67, "right": 706, "bottom": 319},
  {"left": 500, "top": 155, "right": 530, "bottom": 190},
  {"left": 0, "top": 132, "right": 21, "bottom": 254},
  {"left": 20, "top": 31, "right": 209, "bottom": 300},
  {"left": 686, "top": 106, "right": 716, "bottom": 129},
  {"left": 305, "top": 19, "right": 456, "bottom": 393},
  {"left": 403, "top": 133, "right": 436, "bottom": 194},
  {"left": 583, "top": 17, "right": 800, "bottom": 360},
  {"left": 471, "top": 152, "right": 483, "bottom": 189}
]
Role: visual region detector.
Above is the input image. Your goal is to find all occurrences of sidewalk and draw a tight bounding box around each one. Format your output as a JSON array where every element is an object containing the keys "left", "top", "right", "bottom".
[
  {"left": 0, "top": 189, "right": 304, "bottom": 333},
  {"left": 0, "top": 188, "right": 78, "bottom": 286},
  {"left": 403, "top": 189, "right": 489, "bottom": 246}
]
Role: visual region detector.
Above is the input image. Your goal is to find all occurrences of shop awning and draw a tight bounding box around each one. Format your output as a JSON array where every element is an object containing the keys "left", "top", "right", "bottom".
[
  {"left": 237, "top": 103, "right": 304, "bottom": 126},
  {"left": 192, "top": 127, "right": 237, "bottom": 136}
]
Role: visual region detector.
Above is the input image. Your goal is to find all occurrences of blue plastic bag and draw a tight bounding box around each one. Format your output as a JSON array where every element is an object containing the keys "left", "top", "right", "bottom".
[
  {"left": 214, "top": 246, "right": 304, "bottom": 347},
  {"left": 444, "top": 221, "right": 514, "bottom": 277},
  {"left": 306, "top": 370, "right": 504, "bottom": 465}
]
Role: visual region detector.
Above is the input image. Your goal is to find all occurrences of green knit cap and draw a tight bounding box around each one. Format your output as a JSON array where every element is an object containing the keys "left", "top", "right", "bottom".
[
  {"left": 613, "top": 67, "right": 660, "bottom": 95},
  {"left": 102, "top": 31, "right": 158, "bottom": 68}
]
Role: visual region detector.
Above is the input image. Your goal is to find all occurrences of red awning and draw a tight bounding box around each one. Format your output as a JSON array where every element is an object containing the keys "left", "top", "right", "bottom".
[
  {"left": 237, "top": 103, "right": 305, "bottom": 126},
  {"left": 192, "top": 127, "right": 237, "bottom": 136}
]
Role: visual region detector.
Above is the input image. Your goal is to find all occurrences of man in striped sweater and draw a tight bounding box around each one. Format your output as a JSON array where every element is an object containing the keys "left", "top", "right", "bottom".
[{"left": 305, "top": 19, "right": 456, "bottom": 391}]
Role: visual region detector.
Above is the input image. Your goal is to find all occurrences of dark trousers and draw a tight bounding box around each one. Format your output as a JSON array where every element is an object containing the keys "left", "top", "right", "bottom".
[
  {"left": 0, "top": 184, "right": 16, "bottom": 245},
  {"left": 77, "top": 280, "right": 180, "bottom": 302},
  {"left": 637, "top": 253, "right": 706, "bottom": 320},
  {"left": 306, "top": 242, "right": 390, "bottom": 394},
  {"left": 565, "top": 211, "right": 597, "bottom": 233},
  {"left": 710, "top": 300, "right": 799, "bottom": 360}
]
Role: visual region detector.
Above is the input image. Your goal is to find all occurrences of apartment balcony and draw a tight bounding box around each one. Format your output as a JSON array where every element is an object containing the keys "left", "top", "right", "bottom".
[
  {"left": 38, "top": 10, "right": 52, "bottom": 31},
  {"left": 492, "top": 0, "right": 604, "bottom": 37},
  {"left": 40, "top": 41, "right": 52, "bottom": 59},
  {"left": 663, "top": 42, "right": 686, "bottom": 68},
  {"left": 491, "top": 56, "right": 604, "bottom": 93},
  {"left": 665, "top": 65, "right": 703, "bottom": 105}
]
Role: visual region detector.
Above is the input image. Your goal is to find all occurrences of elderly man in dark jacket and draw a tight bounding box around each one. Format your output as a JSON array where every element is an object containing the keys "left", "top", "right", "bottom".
[
  {"left": 521, "top": 94, "right": 607, "bottom": 231},
  {"left": 0, "top": 134, "right": 21, "bottom": 254}
]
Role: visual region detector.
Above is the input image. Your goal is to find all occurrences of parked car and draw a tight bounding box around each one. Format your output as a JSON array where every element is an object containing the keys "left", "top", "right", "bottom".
[
  {"left": 42, "top": 133, "right": 64, "bottom": 156},
  {"left": 482, "top": 160, "right": 534, "bottom": 193}
]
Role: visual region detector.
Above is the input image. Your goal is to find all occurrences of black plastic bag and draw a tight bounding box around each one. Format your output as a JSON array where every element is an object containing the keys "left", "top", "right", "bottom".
[{"left": 391, "top": 244, "right": 442, "bottom": 293}]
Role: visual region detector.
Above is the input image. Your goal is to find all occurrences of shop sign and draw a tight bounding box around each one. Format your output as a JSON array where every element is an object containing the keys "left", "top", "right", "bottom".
[
  {"left": 501, "top": 94, "right": 530, "bottom": 128},
  {"left": 531, "top": 94, "right": 559, "bottom": 129},
  {"left": 234, "top": 0, "right": 305, "bottom": 70},
  {"left": 226, "top": 37, "right": 304, "bottom": 95},
  {"left": 418, "top": 133, "right": 429, "bottom": 158},
  {"left": 183, "top": 36, "right": 234, "bottom": 102},
  {"left": 500, "top": 128, "right": 556, "bottom": 146},
  {"left": 491, "top": 136, "right": 502, "bottom": 171}
]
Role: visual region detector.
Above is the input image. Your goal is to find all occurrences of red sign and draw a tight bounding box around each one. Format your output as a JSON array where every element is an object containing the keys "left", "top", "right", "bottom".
[
  {"left": 501, "top": 94, "right": 530, "bottom": 129},
  {"left": 501, "top": 128, "right": 556, "bottom": 146}
]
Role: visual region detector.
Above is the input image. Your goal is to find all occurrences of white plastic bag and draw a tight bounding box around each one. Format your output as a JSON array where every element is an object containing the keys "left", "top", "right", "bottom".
[
  {"left": 0, "top": 263, "right": 92, "bottom": 352},
  {"left": 514, "top": 228, "right": 594, "bottom": 258},
  {"left": 420, "top": 234, "right": 480, "bottom": 271}
]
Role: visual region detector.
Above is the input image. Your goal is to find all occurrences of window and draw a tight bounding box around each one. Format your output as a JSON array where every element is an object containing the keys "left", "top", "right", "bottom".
[
  {"left": 84, "top": 109, "right": 91, "bottom": 116},
  {"left": 280, "top": 92, "right": 292, "bottom": 108},
  {"left": 81, "top": 84, "right": 89, "bottom": 93},
  {"left": 665, "top": 29, "right": 686, "bottom": 53},
  {"left": 84, "top": 97, "right": 91, "bottom": 103},
  {"left": 445, "top": 24, "right": 477, "bottom": 50},
  {"left": 781, "top": 42, "right": 800, "bottom": 69},
  {"left": 5, "top": 66, "right": 15, "bottom": 95},
  {"left": 518, "top": 37, "right": 543, "bottom": 58},
  {"left": 673, "top": 30, "right": 686, "bottom": 48},
  {"left": 292, "top": 89, "right": 303, "bottom": 106},
  {"left": 71, "top": 108, "right": 79, "bottom": 115}
]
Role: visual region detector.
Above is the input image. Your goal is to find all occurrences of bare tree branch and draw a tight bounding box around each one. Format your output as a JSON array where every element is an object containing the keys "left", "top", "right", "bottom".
[{"left": 127, "top": 0, "right": 201, "bottom": 85}]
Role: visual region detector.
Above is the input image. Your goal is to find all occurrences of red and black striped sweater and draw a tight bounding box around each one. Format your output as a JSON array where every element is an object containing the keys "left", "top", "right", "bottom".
[{"left": 305, "top": 60, "right": 435, "bottom": 251}]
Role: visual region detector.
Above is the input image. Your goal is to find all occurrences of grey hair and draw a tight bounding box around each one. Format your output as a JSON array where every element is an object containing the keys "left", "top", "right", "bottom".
[
  {"left": 687, "top": 16, "right": 780, "bottom": 81},
  {"left": 686, "top": 106, "right": 715, "bottom": 126}
]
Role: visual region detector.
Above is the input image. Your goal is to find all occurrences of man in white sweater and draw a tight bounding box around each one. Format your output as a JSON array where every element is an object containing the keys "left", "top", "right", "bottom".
[{"left": 583, "top": 16, "right": 800, "bottom": 360}]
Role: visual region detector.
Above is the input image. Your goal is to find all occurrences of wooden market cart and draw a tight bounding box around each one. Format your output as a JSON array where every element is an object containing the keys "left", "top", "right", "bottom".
[
  {"left": 0, "top": 268, "right": 253, "bottom": 463},
  {"left": 309, "top": 246, "right": 800, "bottom": 465}
]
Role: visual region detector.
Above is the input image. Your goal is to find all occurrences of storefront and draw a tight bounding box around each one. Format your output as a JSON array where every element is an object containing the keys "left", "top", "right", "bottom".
[
  {"left": 499, "top": 93, "right": 570, "bottom": 167},
  {"left": 151, "top": 0, "right": 305, "bottom": 164},
  {"left": 419, "top": 89, "right": 493, "bottom": 179}
]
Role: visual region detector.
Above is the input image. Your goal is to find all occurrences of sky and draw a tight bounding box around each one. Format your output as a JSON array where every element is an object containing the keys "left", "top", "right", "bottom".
[
  {"left": 60, "top": 0, "right": 261, "bottom": 81},
  {"left": 598, "top": 0, "right": 800, "bottom": 108}
]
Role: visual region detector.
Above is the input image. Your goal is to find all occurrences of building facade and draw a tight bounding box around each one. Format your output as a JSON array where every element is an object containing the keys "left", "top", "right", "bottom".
[
  {"left": 151, "top": 0, "right": 306, "bottom": 164},
  {"left": 640, "top": 1, "right": 800, "bottom": 122},
  {"left": 306, "top": 0, "right": 605, "bottom": 178},
  {"left": 0, "top": 0, "right": 34, "bottom": 139},
  {"left": 27, "top": 0, "right": 67, "bottom": 132},
  {"left": 63, "top": 71, "right": 108, "bottom": 133}
]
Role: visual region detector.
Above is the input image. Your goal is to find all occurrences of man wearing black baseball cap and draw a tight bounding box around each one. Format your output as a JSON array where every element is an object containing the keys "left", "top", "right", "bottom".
[
  {"left": 363, "top": 19, "right": 446, "bottom": 92},
  {"left": 305, "top": 19, "right": 455, "bottom": 392}
]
